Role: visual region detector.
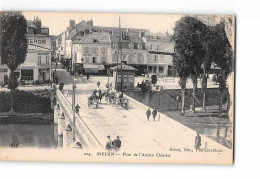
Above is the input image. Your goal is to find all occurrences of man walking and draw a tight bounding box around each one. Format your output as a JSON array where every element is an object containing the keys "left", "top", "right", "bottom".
[
  {"left": 75, "top": 104, "right": 80, "bottom": 115},
  {"left": 146, "top": 108, "right": 151, "bottom": 121},
  {"left": 195, "top": 132, "right": 201, "bottom": 151},
  {"left": 112, "top": 136, "right": 122, "bottom": 151},
  {"left": 97, "top": 81, "right": 100, "bottom": 88},
  {"left": 152, "top": 107, "right": 157, "bottom": 121}
]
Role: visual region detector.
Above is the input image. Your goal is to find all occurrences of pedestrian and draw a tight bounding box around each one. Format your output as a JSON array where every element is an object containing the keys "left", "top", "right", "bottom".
[
  {"left": 146, "top": 108, "right": 151, "bottom": 121},
  {"left": 105, "top": 135, "right": 112, "bottom": 151},
  {"left": 99, "top": 90, "right": 102, "bottom": 103},
  {"left": 75, "top": 104, "right": 81, "bottom": 115},
  {"left": 112, "top": 136, "right": 122, "bottom": 151},
  {"left": 152, "top": 107, "right": 157, "bottom": 121},
  {"left": 97, "top": 81, "right": 100, "bottom": 88},
  {"left": 195, "top": 132, "right": 201, "bottom": 151},
  {"left": 87, "top": 74, "right": 89, "bottom": 80}
]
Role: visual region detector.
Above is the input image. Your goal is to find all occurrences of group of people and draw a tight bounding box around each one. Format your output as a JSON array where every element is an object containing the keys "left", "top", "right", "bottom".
[
  {"left": 146, "top": 107, "right": 158, "bottom": 121},
  {"left": 106, "top": 136, "right": 122, "bottom": 151}
]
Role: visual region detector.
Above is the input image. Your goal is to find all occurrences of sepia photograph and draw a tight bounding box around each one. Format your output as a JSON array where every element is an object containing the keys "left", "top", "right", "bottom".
[{"left": 0, "top": 11, "right": 235, "bottom": 164}]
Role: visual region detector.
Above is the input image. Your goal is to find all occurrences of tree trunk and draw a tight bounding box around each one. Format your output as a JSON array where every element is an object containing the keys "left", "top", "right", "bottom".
[
  {"left": 202, "top": 75, "right": 207, "bottom": 110},
  {"left": 10, "top": 89, "right": 14, "bottom": 114},
  {"left": 192, "top": 77, "right": 197, "bottom": 113},
  {"left": 202, "top": 90, "right": 206, "bottom": 110},
  {"left": 181, "top": 88, "right": 185, "bottom": 116}
]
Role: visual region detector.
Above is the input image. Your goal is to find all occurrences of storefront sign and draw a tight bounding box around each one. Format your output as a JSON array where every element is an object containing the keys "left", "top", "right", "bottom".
[{"left": 27, "top": 35, "right": 51, "bottom": 50}]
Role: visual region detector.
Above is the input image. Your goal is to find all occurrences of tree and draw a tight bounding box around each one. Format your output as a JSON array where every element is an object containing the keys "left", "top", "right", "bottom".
[
  {"left": 1, "top": 12, "right": 28, "bottom": 113},
  {"left": 173, "top": 16, "right": 208, "bottom": 113},
  {"left": 172, "top": 53, "right": 189, "bottom": 116},
  {"left": 209, "top": 21, "right": 233, "bottom": 117}
]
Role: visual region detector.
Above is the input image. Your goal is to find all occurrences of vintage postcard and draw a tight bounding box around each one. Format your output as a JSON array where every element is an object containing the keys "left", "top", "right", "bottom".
[{"left": 0, "top": 11, "right": 235, "bottom": 164}]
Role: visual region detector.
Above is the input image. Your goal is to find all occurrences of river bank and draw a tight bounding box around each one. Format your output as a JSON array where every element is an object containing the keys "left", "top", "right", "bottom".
[
  {"left": 0, "top": 89, "right": 52, "bottom": 113},
  {"left": 0, "top": 112, "right": 54, "bottom": 125}
]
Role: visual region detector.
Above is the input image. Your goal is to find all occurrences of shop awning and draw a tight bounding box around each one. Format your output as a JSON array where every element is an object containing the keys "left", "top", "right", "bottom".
[{"left": 83, "top": 64, "right": 105, "bottom": 70}]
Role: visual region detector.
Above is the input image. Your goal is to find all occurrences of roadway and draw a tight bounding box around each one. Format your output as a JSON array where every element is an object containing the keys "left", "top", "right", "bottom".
[{"left": 54, "top": 63, "right": 232, "bottom": 162}]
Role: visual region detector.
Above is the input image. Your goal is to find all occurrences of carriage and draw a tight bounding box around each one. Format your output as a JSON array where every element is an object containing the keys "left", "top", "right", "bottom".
[{"left": 88, "top": 95, "right": 99, "bottom": 108}]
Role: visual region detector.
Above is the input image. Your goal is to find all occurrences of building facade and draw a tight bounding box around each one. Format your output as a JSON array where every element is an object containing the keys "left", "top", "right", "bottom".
[
  {"left": 143, "top": 33, "right": 175, "bottom": 77},
  {"left": 72, "top": 32, "right": 111, "bottom": 74},
  {"left": 0, "top": 17, "right": 52, "bottom": 84}
]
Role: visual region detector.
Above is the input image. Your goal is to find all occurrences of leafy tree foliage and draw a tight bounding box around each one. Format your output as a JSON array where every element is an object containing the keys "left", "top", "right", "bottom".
[
  {"left": 172, "top": 16, "right": 233, "bottom": 117},
  {"left": 208, "top": 21, "right": 233, "bottom": 117},
  {"left": 1, "top": 11, "right": 28, "bottom": 113},
  {"left": 173, "top": 16, "right": 209, "bottom": 113}
]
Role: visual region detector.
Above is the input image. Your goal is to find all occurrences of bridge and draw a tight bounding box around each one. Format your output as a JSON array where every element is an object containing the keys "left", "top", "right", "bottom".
[{"left": 51, "top": 65, "right": 232, "bottom": 163}]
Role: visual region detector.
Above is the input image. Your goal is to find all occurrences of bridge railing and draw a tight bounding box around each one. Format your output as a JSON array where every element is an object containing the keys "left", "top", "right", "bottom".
[{"left": 56, "top": 86, "right": 103, "bottom": 149}]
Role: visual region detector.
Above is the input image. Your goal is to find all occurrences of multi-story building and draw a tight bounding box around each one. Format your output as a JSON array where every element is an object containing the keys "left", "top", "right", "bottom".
[
  {"left": 143, "top": 32, "right": 174, "bottom": 77},
  {"left": 60, "top": 19, "right": 175, "bottom": 76},
  {"left": 72, "top": 32, "right": 111, "bottom": 74},
  {"left": 0, "top": 17, "right": 51, "bottom": 84},
  {"left": 18, "top": 17, "right": 52, "bottom": 83},
  {"left": 109, "top": 31, "right": 147, "bottom": 75}
]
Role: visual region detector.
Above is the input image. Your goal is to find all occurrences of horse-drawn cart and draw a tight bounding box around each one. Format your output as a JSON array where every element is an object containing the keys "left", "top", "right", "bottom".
[
  {"left": 116, "top": 97, "right": 129, "bottom": 110},
  {"left": 88, "top": 96, "right": 99, "bottom": 109}
]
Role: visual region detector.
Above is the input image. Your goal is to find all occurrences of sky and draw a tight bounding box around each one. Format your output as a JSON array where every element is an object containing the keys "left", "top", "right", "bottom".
[{"left": 22, "top": 12, "right": 183, "bottom": 36}]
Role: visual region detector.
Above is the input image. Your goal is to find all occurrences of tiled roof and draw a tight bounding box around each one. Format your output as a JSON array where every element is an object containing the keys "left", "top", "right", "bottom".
[
  {"left": 111, "top": 64, "right": 137, "bottom": 71},
  {"left": 72, "top": 20, "right": 93, "bottom": 30},
  {"left": 66, "top": 29, "right": 80, "bottom": 40},
  {"left": 109, "top": 32, "right": 144, "bottom": 44},
  {"left": 27, "top": 20, "right": 36, "bottom": 28},
  {"left": 74, "top": 32, "right": 110, "bottom": 44},
  {"left": 93, "top": 26, "right": 150, "bottom": 33}
]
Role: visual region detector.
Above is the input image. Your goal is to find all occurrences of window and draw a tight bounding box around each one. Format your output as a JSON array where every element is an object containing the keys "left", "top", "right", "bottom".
[
  {"left": 156, "top": 45, "right": 160, "bottom": 51},
  {"left": 137, "top": 54, "right": 143, "bottom": 63},
  {"left": 93, "top": 47, "right": 98, "bottom": 54},
  {"left": 101, "top": 57, "right": 106, "bottom": 63},
  {"left": 38, "top": 54, "right": 42, "bottom": 65},
  {"left": 148, "top": 66, "right": 153, "bottom": 73},
  {"left": 154, "top": 55, "right": 158, "bottom": 62},
  {"left": 159, "top": 66, "right": 164, "bottom": 73},
  {"left": 112, "top": 54, "right": 117, "bottom": 62},
  {"left": 93, "top": 57, "right": 96, "bottom": 63},
  {"left": 161, "top": 55, "right": 164, "bottom": 62},
  {"left": 124, "top": 74, "right": 128, "bottom": 83},
  {"left": 84, "top": 57, "right": 89, "bottom": 63},
  {"left": 134, "top": 43, "right": 138, "bottom": 49},
  {"left": 83, "top": 47, "right": 89, "bottom": 54},
  {"left": 101, "top": 47, "right": 107, "bottom": 54},
  {"left": 150, "top": 44, "right": 153, "bottom": 50},
  {"left": 128, "top": 75, "right": 134, "bottom": 83},
  {"left": 153, "top": 66, "right": 157, "bottom": 73},
  {"left": 46, "top": 55, "right": 49, "bottom": 65},
  {"left": 38, "top": 53, "right": 49, "bottom": 65},
  {"left": 128, "top": 54, "right": 134, "bottom": 63},
  {"left": 117, "top": 74, "right": 121, "bottom": 82}
]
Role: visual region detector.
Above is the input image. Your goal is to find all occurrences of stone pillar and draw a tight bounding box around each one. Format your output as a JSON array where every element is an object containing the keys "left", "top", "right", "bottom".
[
  {"left": 54, "top": 105, "right": 60, "bottom": 125},
  {"left": 33, "top": 68, "right": 39, "bottom": 82},
  {"left": 58, "top": 113, "right": 66, "bottom": 136}
]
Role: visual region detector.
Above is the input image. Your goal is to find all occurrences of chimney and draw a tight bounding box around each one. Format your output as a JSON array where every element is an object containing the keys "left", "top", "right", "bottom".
[
  {"left": 70, "top": 20, "right": 75, "bottom": 28},
  {"left": 36, "top": 17, "right": 41, "bottom": 34},
  {"left": 89, "top": 19, "right": 93, "bottom": 26},
  {"left": 139, "top": 31, "right": 145, "bottom": 38}
]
